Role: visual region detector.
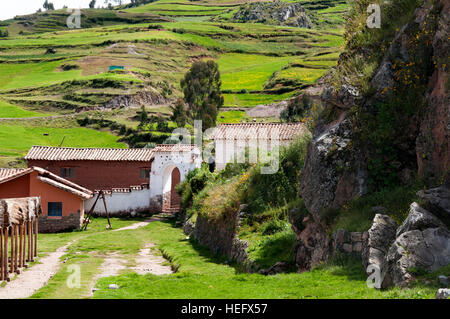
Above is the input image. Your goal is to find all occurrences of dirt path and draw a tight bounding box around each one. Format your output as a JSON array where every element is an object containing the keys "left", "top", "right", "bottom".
[
  {"left": 0, "top": 243, "right": 71, "bottom": 299},
  {"left": 112, "top": 216, "right": 165, "bottom": 232},
  {"left": 132, "top": 243, "right": 173, "bottom": 275},
  {"left": 87, "top": 252, "right": 127, "bottom": 297},
  {"left": 0, "top": 216, "right": 172, "bottom": 299}
]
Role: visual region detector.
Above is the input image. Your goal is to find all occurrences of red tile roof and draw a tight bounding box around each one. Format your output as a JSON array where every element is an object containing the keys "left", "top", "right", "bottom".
[
  {"left": 0, "top": 168, "right": 33, "bottom": 184},
  {"left": 0, "top": 167, "right": 93, "bottom": 199},
  {"left": 25, "top": 146, "right": 155, "bottom": 162},
  {"left": 210, "top": 123, "right": 308, "bottom": 140}
]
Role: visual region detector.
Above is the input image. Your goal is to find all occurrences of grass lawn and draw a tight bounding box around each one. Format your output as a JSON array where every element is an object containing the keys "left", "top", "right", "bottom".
[
  {"left": 27, "top": 216, "right": 443, "bottom": 299},
  {"left": 89, "top": 219, "right": 440, "bottom": 299}
]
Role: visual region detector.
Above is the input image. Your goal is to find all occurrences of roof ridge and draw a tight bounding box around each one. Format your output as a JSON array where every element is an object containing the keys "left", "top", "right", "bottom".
[{"left": 29, "top": 145, "right": 147, "bottom": 151}]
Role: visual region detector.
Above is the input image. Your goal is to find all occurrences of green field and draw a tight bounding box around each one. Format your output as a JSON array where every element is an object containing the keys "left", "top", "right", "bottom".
[
  {"left": 0, "top": 0, "right": 347, "bottom": 166},
  {"left": 0, "top": 100, "right": 49, "bottom": 118},
  {"left": 0, "top": 123, "right": 126, "bottom": 158}
]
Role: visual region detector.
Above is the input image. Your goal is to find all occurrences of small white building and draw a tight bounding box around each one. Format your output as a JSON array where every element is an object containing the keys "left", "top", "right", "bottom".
[
  {"left": 149, "top": 144, "right": 202, "bottom": 213},
  {"left": 210, "top": 123, "right": 308, "bottom": 171}
]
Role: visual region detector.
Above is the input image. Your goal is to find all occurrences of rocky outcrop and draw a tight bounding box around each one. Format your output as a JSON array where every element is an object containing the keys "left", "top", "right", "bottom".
[
  {"left": 290, "top": 214, "right": 331, "bottom": 271},
  {"left": 299, "top": 116, "right": 367, "bottom": 217},
  {"left": 415, "top": 0, "right": 449, "bottom": 185},
  {"left": 103, "top": 89, "right": 167, "bottom": 109},
  {"left": 232, "top": 2, "right": 313, "bottom": 28}
]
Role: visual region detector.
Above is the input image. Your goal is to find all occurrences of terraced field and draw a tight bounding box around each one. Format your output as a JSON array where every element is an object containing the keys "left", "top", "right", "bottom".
[{"left": 0, "top": 0, "right": 349, "bottom": 167}]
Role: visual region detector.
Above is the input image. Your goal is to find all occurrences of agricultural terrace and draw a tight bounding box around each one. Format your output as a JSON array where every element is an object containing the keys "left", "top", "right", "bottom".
[{"left": 0, "top": 1, "right": 345, "bottom": 167}]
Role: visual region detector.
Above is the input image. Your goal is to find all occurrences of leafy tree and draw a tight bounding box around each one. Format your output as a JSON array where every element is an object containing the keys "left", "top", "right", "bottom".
[
  {"left": 170, "top": 99, "right": 187, "bottom": 128},
  {"left": 281, "top": 95, "right": 311, "bottom": 122},
  {"left": 89, "top": 0, "right": 97, "bottom": 9},
  {"left": 180, "top": 60, "right": 224, "bottom": 130}
]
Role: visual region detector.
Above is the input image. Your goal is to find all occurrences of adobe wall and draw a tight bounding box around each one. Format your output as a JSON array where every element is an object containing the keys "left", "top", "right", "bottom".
[
  {"left": 29, "top": 171, "right": 85, "bottom": 218},
  {"left": 84, "top": 186, "right": 151, "bottom": 216},
  {"left": 0, "top": 174, "right": 30, "bottom": 199},
  {"left": 27, "top": 160, "right": 152, "bottom": 190}
]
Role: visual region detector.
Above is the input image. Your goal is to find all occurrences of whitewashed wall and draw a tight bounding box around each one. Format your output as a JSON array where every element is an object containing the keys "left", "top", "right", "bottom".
[
  {"left": 149, "top": 148, "right": 202, "bottom": 209},
  {"left": 84, "top": 188, "right": 151, "bottom": 216},
  {"left": 215, "top": 139, "right": 291, "bottom": 171}
]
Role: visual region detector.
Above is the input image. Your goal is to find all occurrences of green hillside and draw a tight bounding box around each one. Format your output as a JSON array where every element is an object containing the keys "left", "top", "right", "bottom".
[{"left": 0, "top": 0, "right": 349, "bottom": 167}]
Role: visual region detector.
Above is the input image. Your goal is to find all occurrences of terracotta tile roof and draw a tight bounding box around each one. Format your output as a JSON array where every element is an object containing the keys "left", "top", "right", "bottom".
[
  {"left": 152, "top": 144, "right": 198, "bottom": 153},
  {"left": 210, "top": 123, "right": 308, "bottom": 140},
  {"left": 37, "top": 176, "right": 92, "bottom": 200},
  {"left": 0, "top": 168, "right": 33, "bottom": 184},
  {"left": 25, "top": 146, "right": 155, "bottom": 162},
  {"left": 0, "top": 167, "right": 93, "bottom": 199},
  {"left": 33, "top": 166, "right": 93, "bottom": 199}
]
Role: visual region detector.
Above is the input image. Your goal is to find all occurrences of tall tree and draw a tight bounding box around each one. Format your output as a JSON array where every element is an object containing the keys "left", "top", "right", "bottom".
[
  {"left": 180, "top": 60, "right": 224, "bottom": 130},
  {"left": 170, "top": 98, "right": 187, "bottom": 128},
  {"left": 89, "top": 0, "right": 97, "bottom": 9}
]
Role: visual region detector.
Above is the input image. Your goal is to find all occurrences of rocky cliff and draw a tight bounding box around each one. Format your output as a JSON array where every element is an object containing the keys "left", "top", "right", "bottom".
[{"left": 293, "top": 0, "right": 449, "bottom": 272}]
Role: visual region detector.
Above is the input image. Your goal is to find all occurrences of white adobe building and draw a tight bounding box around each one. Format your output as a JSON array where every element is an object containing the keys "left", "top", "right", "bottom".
[{"left": 210, "top": 123, "right": 309, "bottom": 171}]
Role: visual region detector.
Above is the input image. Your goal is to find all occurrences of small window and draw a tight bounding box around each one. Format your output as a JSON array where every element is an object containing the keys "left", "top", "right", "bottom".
[
  {"left": 60, "top": 167, "right": 74, "bottom": 178},
  {"left": 48, "top": 202, "right": 62, "bottom": 217},
  {"left": 140, "top": 168, "right": 151, "bottom": 179}
]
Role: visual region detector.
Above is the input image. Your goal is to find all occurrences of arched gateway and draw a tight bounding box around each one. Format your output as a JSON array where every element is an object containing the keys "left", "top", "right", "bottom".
[{"left": 149, "top": 144, "right": 202, "bottom": 213}]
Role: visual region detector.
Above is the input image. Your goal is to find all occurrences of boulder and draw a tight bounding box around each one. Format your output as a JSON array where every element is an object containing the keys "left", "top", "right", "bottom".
[
  {"left": 417, "top": 183, "right": 450, "bottom": 227},
  {"left": 386, "top": 227, "right": 450, "bottom": 286},
  {"left": 396, "top": 202, "right": 446, "bottom": 237},
  {"left": 362, "top": 214, "right": 397, "bottom": 288},
  {"left": 435, "top": 288, "right": 450, "bottom": 299}
]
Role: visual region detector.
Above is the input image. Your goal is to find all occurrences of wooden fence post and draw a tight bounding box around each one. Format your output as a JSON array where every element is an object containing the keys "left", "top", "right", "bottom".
[
  {"left": 4, "top": 226, "right": 9, "bottom": 282},
  {"left": 0, "top": 227, "right": 3, "bottom": 281},
  {"left": 34, "top": 219, "right": 38, "bottom": 258},
  {"left": 9, "top": 225, "right": 14, "bottom": 273},
  {"left": 14, "top": 225, "right": 19, "bottom": 274}
]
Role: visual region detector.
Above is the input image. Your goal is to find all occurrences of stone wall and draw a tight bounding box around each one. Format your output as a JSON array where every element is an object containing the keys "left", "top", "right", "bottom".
[
  {"left": 331, "top": 229, "right": 368, "bottom": 257},
  {"left": 184, "top": 212, "right": 257, "bottom": 272},
  {"left": 38, "top": 212, "right": 82, "bottom": 233}
]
